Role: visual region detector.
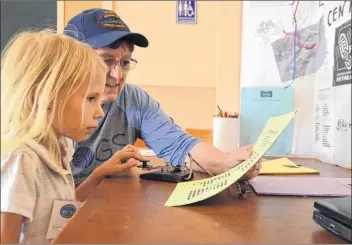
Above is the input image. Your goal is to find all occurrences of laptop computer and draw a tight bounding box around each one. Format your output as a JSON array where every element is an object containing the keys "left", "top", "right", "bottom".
[{"left": 313, "top": 196, "right": 352, "bottom": 242}]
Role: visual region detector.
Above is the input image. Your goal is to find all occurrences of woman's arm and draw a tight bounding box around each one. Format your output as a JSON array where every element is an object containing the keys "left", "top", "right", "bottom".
[{"left": 1, "top": 212, "right": 23, "bottom": 244}]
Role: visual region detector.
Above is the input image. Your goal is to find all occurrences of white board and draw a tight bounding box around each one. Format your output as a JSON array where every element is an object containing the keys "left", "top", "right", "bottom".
[{"left": 240, "top": 1, "right": 351, "bottom": 168}]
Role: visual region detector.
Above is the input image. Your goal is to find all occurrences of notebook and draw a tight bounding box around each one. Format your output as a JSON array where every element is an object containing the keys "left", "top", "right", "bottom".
[
  {"left": 259, "top": 157, "right": 319, "bottom": 175},
  {"left": 249, "top": 176, "right": 351, "bottom": 197},
  {"left": 239, "top": 87, "right": 294, "bottom": 155}
]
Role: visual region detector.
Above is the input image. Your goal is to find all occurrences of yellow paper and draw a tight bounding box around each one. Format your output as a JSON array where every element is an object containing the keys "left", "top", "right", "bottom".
[
  {"left": 259, "top": 157, "right": 319, "bottom": 175},
  {"left": 165, "top": 110, "right": 297, "bottom": 207}
]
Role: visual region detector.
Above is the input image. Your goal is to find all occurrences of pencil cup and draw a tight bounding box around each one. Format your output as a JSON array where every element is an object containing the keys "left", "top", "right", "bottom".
[{"left": 213, "top": 117, "right": 239, "bottom": 152}]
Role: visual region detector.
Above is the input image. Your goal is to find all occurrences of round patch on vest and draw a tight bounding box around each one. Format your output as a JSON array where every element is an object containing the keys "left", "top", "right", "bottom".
[{"left": 60, "top": 204, "right": 77, "bottom": 219}]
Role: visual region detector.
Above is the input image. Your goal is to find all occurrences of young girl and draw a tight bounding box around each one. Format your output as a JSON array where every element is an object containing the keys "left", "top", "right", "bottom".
[{"left": 1, "top": 30, "right": 147, "bottom": 244}]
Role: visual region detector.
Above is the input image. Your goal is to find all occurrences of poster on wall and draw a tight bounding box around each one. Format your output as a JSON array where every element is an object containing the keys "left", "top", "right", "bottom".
[
  {"left": 314, "top": 88, "right": 335, "bottom": 163},
  {"left": 333, "top": 19, "right": 351, "bottom": 86},
  {"left": 241, "top": 1, "right": 351, "bottom": 167},
  {"left": 239, "top": 87, "right": 294, "bottom": 155},
  {"left": 271, "top": 16, "right": 326, "bottom": 83},
  {"left": 333, "top": 85, "right": 351, "bottom": 168},
  {"left": 176, "top": 0, "right": 197, "bottom": 24}
]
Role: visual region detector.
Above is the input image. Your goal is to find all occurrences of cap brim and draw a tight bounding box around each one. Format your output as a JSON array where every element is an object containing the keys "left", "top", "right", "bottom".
[{"left": 85, "top": 30, "right": 148, "bottom": 49}]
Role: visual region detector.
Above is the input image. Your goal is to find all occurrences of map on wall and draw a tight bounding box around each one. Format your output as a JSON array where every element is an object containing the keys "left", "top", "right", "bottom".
[{"left": 271, "top": 16, "right": 326, "bottom": 83}]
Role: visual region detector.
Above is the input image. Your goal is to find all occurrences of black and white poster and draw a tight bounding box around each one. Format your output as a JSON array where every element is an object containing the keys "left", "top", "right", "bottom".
[{"left": 333, "top": 19, "right": 351, "bottom": 86}]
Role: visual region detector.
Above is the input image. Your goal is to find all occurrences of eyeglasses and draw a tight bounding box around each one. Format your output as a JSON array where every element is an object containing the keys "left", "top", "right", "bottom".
[{"left": 103, "top": 57, "right": 138, "bottom": 71}]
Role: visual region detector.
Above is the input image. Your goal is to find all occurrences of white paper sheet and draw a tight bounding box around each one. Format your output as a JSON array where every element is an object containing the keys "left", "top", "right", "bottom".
[
  {"left": 333, "top": 85, "right": 351, "bottom": 168},
  {"left": 314, "top": 88, "right": 335, "bottom": 163}
]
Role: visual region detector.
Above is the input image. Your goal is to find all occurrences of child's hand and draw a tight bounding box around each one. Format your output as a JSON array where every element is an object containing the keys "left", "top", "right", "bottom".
[{"left": 96, "top": 145, "right": 149, "bottom": 177}]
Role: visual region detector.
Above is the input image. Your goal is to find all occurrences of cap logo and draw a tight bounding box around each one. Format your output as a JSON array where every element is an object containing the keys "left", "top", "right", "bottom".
[{"left": 98, "top": 10, "right": 128, "bottom": 29}]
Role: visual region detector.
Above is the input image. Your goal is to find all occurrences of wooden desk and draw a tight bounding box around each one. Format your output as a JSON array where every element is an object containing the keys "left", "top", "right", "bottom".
[{"left": 54, "top": 158, "right": 351, "bottom": 244}]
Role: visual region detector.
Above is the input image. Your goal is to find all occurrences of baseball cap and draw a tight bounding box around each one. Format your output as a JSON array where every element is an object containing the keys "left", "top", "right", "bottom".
[{"left": 64, "top": 8, "right": 149, "bottom": 49}]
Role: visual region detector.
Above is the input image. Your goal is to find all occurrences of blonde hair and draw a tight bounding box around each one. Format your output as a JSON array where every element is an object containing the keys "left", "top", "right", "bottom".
[{"left": 1, "top": 29, "right": 107, "bottom": 165}]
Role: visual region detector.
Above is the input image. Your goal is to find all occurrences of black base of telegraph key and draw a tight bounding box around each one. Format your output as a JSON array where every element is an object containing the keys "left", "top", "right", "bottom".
[
  {"left": 139, "top": 168, "right": 194, "bottom": 183},
  {"left": 137, "top": 161, "right": 153, "bottom": 170}
]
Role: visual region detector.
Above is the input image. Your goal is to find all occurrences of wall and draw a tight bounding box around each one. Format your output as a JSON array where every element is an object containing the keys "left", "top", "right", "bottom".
[
  {"left": 58, "top": 1, "right": 242, "bottom": 130},
  {"left": 63, "top": 1, "right": 102, "bottom": 26},
  {"left": 2, "top": 1, "right": 57, "bottom": 50}
]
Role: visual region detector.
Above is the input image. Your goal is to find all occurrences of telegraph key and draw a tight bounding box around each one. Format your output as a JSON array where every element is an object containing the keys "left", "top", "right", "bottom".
[
  {"left": 139, "top": 161, "right": 194, "bottom": 183},
  {"left": 137, "top": 160, "right": 153, "bottom": 169}
]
